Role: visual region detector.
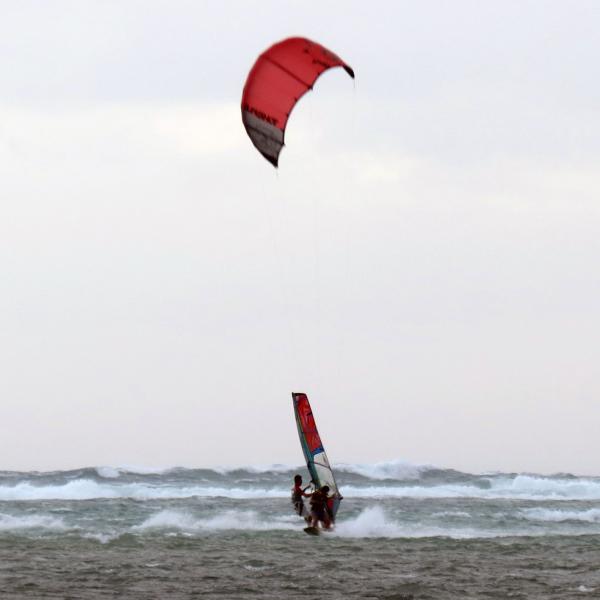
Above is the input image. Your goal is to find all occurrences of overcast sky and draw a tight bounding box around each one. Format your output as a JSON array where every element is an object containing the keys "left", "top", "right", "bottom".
[{"left": 1, "top": 1, "right": 599, "bottom": 474}]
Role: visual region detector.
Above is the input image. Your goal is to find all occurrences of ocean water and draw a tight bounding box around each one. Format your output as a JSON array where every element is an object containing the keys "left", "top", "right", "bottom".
[{"left": 1, "top": 461, "right": 600, "bottom": 599}]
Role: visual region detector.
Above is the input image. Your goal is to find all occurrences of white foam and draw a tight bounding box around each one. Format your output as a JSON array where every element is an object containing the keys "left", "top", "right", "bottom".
[
  {"left": 81, "top": 532, "right": 120, "bottom": 544},
  {"left": 215, "top": 463, "right": 299, "bottom": 475},
  {"left": 489, "top": 475, "right": 600, "bottom": 500},
  {"left": 3, "top": 467, "right": 600, "bottom": 502},
  {"left": 134, "top": 507, "right": 483, "bottom": 538},
  {"left": 340, "top": 475, "right": 600, "bottom": 501},
  {"left": 340, "top": 484, "right": 491, "bottom": 499},
  {"left": 96, "top": 465, "right": 179, "bottom": 477},
  {"left": 432, "top": 511, "right": 472, "bottom": 519},
  {"left": 197, "top": 511, "right": 297, "bottom": 532},
  {"left": 135, "top": 509, "right": 200, "bottom": 531},
  {"left": 188, "top": 459, "right": 435, "bottom": 479},
  {"left": 0, "top": 480, "right": 291, "bottom": 501},
  {"left": 334, "top": 506, "right": 510, "bottom": 539},
  {"left": 0, "top": 513, "right": 67, "bottom": 531},
  {"left": 129, "top": 508, "right": 586, "bottom": 538},
  {"left": 521, "top": 508, "right": 600, "bottom": 523},
  {"left": 0, "top": 480, "right": 121, "bottom": 501},
  {"left": 115, "top": 465, "right": 178, "bottom": 475},
  {"left": 4, "top": 477, "right": 600, "bottom": 501},
  {"left": 134, "top": 509, "right": 297, "bottom": 533},
  {"left": 337, "top": 459, "right": 430, "bottom": 480},
  {"left": 335, "top": 506, "right": 400, "bottom": 537},
  {"left": 95, "top": 466, "right": 121, "bottom": 479}
]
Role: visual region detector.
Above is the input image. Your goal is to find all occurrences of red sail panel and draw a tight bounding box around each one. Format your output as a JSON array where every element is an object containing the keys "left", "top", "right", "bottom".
[
  {"left": 241, "top": 37, "right": 354, "bottom": 167},
  {"left": 294, "top": 392, "right": 324, "bottom": 455}
]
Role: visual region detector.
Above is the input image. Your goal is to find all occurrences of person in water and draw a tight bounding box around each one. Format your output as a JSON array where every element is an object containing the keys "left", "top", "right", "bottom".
[
  {"left": 309, "top": 485, "right": 332, "bottom": 529},
  {"left": 291, "top": 475, "right": 312, "bottom": 521}
]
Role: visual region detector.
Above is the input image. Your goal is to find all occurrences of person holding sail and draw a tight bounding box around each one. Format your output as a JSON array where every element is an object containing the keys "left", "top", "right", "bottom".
[
  {"left": 291, "top": 475, "right": 312, "bottom": 521},
  {"left": 309, "top": 485, "right": 332, "bottom": 530}
]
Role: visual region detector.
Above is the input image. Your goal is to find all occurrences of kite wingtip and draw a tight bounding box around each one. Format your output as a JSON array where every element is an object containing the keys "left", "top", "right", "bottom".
[{"left": 260, "top": 152, "right": 279, "bottom": 168}]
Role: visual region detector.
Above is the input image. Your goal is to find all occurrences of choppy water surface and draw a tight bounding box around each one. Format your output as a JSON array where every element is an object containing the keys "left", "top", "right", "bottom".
[{"left": 1, "top": 461, "right": 599, "bottom": 598}]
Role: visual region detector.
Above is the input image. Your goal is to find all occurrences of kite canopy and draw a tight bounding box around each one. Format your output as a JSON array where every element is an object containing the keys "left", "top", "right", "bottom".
[{"left": 241, "top": 37, "right": 354, "bottom": 167}]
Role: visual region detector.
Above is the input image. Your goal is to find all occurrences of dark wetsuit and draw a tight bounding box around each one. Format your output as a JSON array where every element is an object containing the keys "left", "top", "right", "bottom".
[{"left": 309, "top": 489, "right": 329, "bottom": 523}]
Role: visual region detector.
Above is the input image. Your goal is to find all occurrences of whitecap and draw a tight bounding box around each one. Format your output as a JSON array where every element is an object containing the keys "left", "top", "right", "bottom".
[
  {"left": 489, "top": 475, "right": 600, "bottom": 500},
  {"left": 114, "top": 465, "right": 179, "bottom": 475},
  {"left": 521, "top": 508, "right": 600, "bottom": 523},
  {"left": 0, "top": 513, "right": 67, "bottom": 531},
  {"left": 213, "top": 463, "right": 298, "bottom": 475},
  {"left": 0, "top": 480, "right": 290, "bottom": 501},
  {"left": 95, "top": 466, "right": 121, "bottom": 479},
  {"left": 81, "top": 532, "right": 120, "bottom": 544},
  {"left": 133, "top": 509, "right": 297, "bottom": 533},
  {"left": 336, "top": 459, "right": 432, "bottom": 480},
  {"left": 334, "top": 506, "right": 509, "bottom": 539},
  {"left": 432, "top": 511, "right": 471, "bottom": 518}
]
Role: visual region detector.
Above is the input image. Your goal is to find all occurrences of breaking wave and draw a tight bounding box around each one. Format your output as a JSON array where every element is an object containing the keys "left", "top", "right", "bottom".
[
  {"left": 0, "top": 513, "right": 67, "bottom": 531},
  {"left": 336, "top": 459, "right": 430, "bottom": 480},
  {"left": 342, "top": 476, "right": 600, "bottom": 501},
  {"left": 0, "top": 480, "right": 288, "bottom": 501},
  {"left": 521, "top": 508, "right": 600, "bottom": 523},
  {"left": 333, "top": 506, "right": 499, "bottom": 539},
  {"left": 1, "top": 468, "right": 600, "bottom": 501},
  {"left": 134, "top": 509, "right": 298, "bottom": 533},
  {"left": 129, "top": 506, "right": 600, "bottom": 540},
  {"left": 1, "top": 462, "right": 599, "bottom": 502},
  {"left": 94, "top": 465, "right": 181, "bottom": 478}
]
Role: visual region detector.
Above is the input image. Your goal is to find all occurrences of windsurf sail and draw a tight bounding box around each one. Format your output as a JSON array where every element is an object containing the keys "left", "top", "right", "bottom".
[{"left": 292, "top": 392, "right": 342, "bottom": 520}]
